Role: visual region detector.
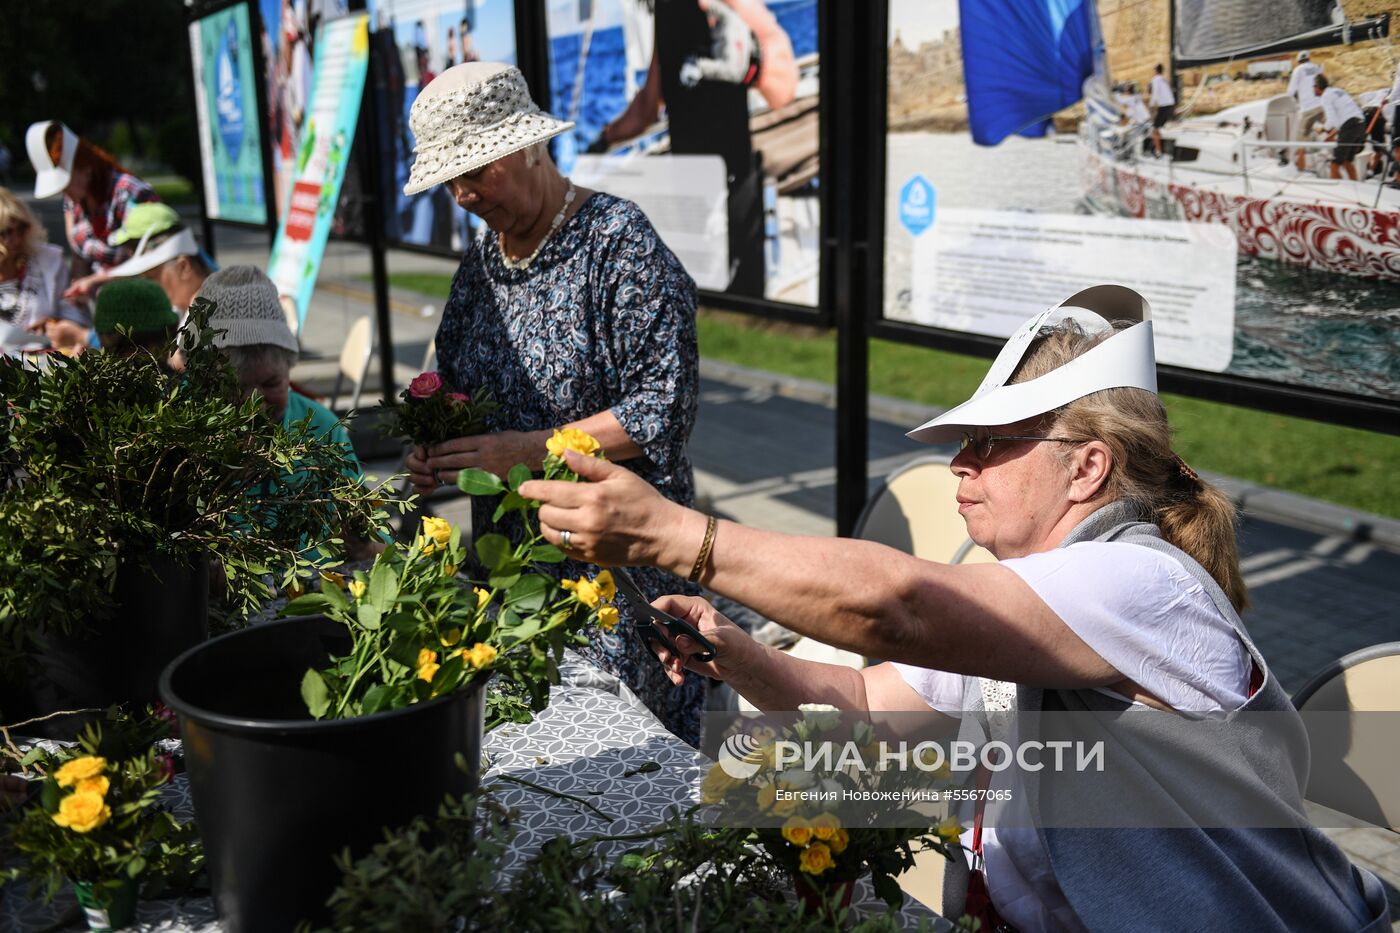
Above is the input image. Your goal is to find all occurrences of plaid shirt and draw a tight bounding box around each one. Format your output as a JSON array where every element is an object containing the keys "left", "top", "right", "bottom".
[{"left": 64, "top": 172, "right": 157, "bottom": 272}]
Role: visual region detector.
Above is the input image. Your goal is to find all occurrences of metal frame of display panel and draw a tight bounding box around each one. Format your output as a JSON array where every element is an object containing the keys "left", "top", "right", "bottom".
[{"left": 185, "top": 0, "right": 1398, "bottom": 537}]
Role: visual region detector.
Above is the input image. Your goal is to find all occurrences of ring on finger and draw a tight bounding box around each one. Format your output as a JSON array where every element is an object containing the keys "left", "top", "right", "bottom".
[{"left": 560, "top": 529, "right": 573, "bottom": 550}]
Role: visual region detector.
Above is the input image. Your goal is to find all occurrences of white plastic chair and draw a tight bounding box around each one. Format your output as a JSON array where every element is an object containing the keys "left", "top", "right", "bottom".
[
  {"left": 328, "top": 316, "right": 374, "bottom": 412},
  {"left": 852, "top": 454, "right": 995, "bottom": 565}
]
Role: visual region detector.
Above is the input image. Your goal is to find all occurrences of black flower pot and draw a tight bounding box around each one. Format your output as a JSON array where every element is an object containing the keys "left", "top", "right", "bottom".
[
  {"left": 14, "top": 552, "right": 208, "bottom": 735},
  {"left": 159, "top": 615, "right": 487, "bottom": 933}
]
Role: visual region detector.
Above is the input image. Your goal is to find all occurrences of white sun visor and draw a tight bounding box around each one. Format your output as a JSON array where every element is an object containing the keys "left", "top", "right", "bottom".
[
  {"left": 907, "top": 284, "right": 1158, "bottom": 445},
  {"left": 27, "top": 121, "right": 78, "bottom": 200},
  {"left": 106, "top": 228, "right": 200, "bottom": 279}
]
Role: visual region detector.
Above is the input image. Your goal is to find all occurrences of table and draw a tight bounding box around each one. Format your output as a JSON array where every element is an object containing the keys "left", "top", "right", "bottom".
[{"left": 3, "top": 652, "right": 947, "bottom": 931}]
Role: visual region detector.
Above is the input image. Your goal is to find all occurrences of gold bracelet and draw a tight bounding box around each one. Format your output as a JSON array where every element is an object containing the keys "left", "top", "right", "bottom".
[{"left": 688, "top": 514, "right": 717, "bottom": 583}]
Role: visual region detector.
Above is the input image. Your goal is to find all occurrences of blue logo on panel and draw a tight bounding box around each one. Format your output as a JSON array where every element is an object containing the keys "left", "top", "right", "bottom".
[
  {"left": 899, "top": 175, "right": 935, "bottom": 237},
  {"left": 215, "top": 21, "right": 245, "bottom": 159}
]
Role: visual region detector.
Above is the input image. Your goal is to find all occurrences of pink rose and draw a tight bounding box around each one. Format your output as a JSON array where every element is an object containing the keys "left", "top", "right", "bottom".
[
  {"left": 157, "top": 753, "right": 176, "bottom": 783},
  {"left": 448, "top": 392, "right": 469, "bottom": 405},
  {"left": 409, "top": 372, "right": 444, "bottom": 398}
]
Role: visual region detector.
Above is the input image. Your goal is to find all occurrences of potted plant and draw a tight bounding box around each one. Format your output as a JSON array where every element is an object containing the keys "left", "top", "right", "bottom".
[
  {"left": 158, "top": 434, "right": 616, "bottom": 932},
  {"left": 0, "top": 298, "right": 396, "bottom": 727},
  {"left": 1, "top": 713, "right": 203, "bottom": 931}
]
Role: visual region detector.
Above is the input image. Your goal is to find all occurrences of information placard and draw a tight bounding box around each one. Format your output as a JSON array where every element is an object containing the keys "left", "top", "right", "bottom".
[
  {"left": 189, "top": 2, "right": 268, "bottom": 225},
  {"left": 907, "top": 208, "right": 1238, "bottom": 371}
]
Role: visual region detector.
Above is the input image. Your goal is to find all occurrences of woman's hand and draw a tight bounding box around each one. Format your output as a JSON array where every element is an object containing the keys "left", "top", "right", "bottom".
[
  {"left": 62, "top": 272, "right": 108, "bottom": 301},
  {"left": 645, "top": 594, "right": 757, "bottom": 687},
  {"left": 422, "top": 430, "right": 544, "bottom": 485},
  {"left": 35, "top": 319, "right": 89, "bottom": 356},
  {"left": 520, "top": 450, "right": 701, "bottom": 571},
  {"left": 405, "top": 444, "right": 436, "bottom": 498}
]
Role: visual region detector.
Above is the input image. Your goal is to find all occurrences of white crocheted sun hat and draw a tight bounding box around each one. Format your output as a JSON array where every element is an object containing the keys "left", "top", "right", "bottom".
[{"left": 403, "top": 62, "right": 574, "bottom": 196}]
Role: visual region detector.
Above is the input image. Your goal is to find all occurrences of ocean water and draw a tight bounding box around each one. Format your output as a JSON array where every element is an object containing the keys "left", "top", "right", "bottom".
[
  {"left": 548, "top": 0, "right": 818, "bottom": 149},
  {"left": 885, "top": 131, "right": 1400, "bottom": 403}
]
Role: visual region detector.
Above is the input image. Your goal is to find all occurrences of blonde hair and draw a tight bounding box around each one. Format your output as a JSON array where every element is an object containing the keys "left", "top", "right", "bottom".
[
  {"left": 0, "top": 187, "right": 47, "bottom": 263},
  {"left": 1011, "top": 320, "right": 1249, "bottom": 612}
]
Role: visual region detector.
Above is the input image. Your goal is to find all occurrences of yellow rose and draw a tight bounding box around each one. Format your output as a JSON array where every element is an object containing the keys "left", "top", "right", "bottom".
[
  {"left": 474, "top": 587, "right": 491, "bottom": 610},
  {"left": 467, "top": 642, "right": 498, "bottom": 669},
  {"left": 799, "top": 842, "right": 834, "bottom": 876},
  {"left": 54, "top": 756, "right": 106, "bottom": 788},
  {"left": 545, "top": 428, "right": 601, "bottom": 460},
  {"left": 416, "top": 648, "right": 440, "bottom": 683},
  {"left": 809, "top": 813, "right": 841, "bottom": 841},
  {"left": 418, "top": 516, "right": 453, "bottom": 555},
  {"left": 75, "top": 776, "right": 110, "bottom": 798},
  {"left": 593, "top": 570, "right": 616, "bottom": 601},
  {"left": 347, "top": 579, "right": 367, "bottom": 600},
  {"left": 440, "top": 627, "right": 462, "bottom": 647},
  {"left": 562, "top": 577, "right": 601, "bottom": 608},
  {"left": 443, "top": 564, "right": 458, "bottom": 578},
  {"left": 829, "top": 828, "right": 849, "bottom": 854},
  {"left": 758, "top": 780, "right": 798, "bottom": 817},
  {"left": 52, "top": 790, "right": 111, "bottom": 833},
  {"left": 936, "top": 818, "right": 963, "bottom": 844},
  {"left": 597, "top": 605, "right": 619, "bottom": 631},
  {"left": 699, "top": 763, "right": 744, "bottom": 804},
  {"left": 781, "top": 816, "right": 814, "bottom": 847}
]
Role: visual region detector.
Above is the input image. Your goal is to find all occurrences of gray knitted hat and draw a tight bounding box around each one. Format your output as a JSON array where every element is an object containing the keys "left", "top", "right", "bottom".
[{"left": 195, "top": 265, "right": 299, "bottom": 353}]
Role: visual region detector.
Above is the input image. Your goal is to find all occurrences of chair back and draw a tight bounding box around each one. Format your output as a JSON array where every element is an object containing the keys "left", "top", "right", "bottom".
[
  {"left": 853, "top": 455, "right": 990, "bottom": 565},
  {"left": 331, "top": 317, "right": 375, "bottom": 411},
  {"left": 1293, "top": 642, "right": 1400, "bottom": 831}
]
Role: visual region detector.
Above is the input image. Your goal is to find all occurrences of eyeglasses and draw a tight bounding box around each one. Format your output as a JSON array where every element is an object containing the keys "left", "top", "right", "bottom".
[{"left": 958, "top": 430, "right": 1079, "bottom": 460}]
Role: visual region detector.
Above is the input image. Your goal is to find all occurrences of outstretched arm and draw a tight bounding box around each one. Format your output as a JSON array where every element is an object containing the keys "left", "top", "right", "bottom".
[{"left": 519, "top": 452, "right": 1121, "bottom": 690}]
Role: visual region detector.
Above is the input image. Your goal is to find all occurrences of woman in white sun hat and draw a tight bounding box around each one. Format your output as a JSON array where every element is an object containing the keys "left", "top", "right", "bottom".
[
  {"left": 520, "top": 285, "right": 1389, "bottom": 932},
  {"left": 400, "top": 61, "right": 706, "bottom": 745}
]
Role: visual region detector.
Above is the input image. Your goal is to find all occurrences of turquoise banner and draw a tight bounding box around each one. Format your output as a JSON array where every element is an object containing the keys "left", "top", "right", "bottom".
[
  {"left": 267, "top": 14, "right": 369, "bottom": 332},
  {"left": 189, "top": 2, "right": 267, "bottom": 225}
]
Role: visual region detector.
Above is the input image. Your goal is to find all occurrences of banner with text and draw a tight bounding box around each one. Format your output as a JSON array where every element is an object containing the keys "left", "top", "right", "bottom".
[
  {"left": 267, "top": 13, "right": 370, "bottom": 331},
  {"left": 189, "top": 2, "right": 268, "bottom": 225}
]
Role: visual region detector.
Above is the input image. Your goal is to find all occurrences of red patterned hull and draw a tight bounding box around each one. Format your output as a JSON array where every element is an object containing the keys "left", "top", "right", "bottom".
[{"left": 1079, "top": 146, "right": 1400, "bottom": 281}]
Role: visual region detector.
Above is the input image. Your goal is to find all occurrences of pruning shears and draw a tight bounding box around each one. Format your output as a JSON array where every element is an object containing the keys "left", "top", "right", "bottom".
[{"left": 611, "top": 567, "right": 718, "bottom": 665}]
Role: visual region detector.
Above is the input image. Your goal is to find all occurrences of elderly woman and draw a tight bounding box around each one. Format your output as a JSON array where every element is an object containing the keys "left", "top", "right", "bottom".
[
  {"left": 194, "top": 265, "right": 380, "bottom": 564},
  {"left": 402, "top": 62, "right": 706, "bottom": 745},
  {"left": 0, "top": 187, "right": 87, "bottom": 353},
  {"left": 521, "top": 286, "right": 1388, "bottom": 932},
  {"left": 105, "top": 203, "right": 214, "bottom": 320}
]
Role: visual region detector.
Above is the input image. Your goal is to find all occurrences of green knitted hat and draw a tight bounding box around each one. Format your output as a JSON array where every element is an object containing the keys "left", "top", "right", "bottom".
[{"left": 93, "top": 279, "right": 179, "bottom": 334}]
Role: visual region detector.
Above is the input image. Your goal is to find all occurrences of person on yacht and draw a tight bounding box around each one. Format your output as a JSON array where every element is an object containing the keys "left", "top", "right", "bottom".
[
  {"left": 1314, "top": 73, "right": 1366, "bottom": 181},
  {"left": 1288, "top": 51, "right": 1324, "bottom": 171},
  {"left": 1148, "top": 64, "right": 1175, "bottom": 157}
]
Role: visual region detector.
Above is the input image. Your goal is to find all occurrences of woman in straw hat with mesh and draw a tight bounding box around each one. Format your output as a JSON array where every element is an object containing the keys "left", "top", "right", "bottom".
[
  {"left": 521, "top": 286, "right": 1390, "bottom": 932},
  {"left": 402, "top": 62, "right": 706, "bottom": 745}
]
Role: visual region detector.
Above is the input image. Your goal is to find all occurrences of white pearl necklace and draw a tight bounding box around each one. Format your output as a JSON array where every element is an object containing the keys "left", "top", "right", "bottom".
[{"left": 499, "top": 180, "right": 576, "bottom": 271}]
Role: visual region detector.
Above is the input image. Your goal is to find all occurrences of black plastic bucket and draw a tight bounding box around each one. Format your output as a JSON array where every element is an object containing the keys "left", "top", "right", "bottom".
[
  {"left": 159, "top": 615, "right": 486, "bottom": 933},
  {"left": 11, "top": 552, "right": 208, "bottom": 734}
]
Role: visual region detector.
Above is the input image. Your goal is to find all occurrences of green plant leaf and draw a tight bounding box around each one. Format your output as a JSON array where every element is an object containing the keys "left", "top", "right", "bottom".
[
  {"left": 475, "top": 533, "right": 512, "bottom": 571},
  {"left": 282, "top": 593, "right": 331, "bottom": 616},
  {"left": 457, "top": 468, "right": 504, "bottom": 496},
  {"left": 301, "top": 668, "right": 331, "bottom": 719},
  {"left": 529, "top": 543, "right": 565, "bottom": 564},
  {"left": 492, "top": 490, "right": 529, "bottom": 523},
  {"left": 507, "top": 463, "right": 532, "bottom": 491},
  {"left": 505, "top": 574, "right": 548, "bottom": 612},
  {"left": 356, "top": 603, "right": 382, "bottom": 630},
  {"left": 488, "top": 562, "right": 522, "bottom": 590},
  {"left": 361, "top": 684, "right": 395, "bottom": 715}
]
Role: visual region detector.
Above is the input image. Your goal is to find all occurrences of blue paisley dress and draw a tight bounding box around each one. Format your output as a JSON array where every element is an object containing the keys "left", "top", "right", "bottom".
[{"left": 436, "top": 192, "right": 707, "bottom": 746}]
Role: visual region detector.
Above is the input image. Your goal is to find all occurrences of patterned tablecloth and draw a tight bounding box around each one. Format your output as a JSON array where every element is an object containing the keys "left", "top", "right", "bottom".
[{"left": 3, "top": 652, "right": 947, "bottom": 931}]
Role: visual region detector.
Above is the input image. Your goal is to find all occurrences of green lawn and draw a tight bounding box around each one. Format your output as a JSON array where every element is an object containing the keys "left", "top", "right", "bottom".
[
  {"left": 150, "top": 177, "right": 199, "bottom": 205},
  {"left": 380, "top": 272, "right": 1400, "bottom": 518}
]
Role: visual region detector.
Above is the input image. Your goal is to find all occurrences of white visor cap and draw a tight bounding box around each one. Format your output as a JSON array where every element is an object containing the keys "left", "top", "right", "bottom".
[
  {"left": 906, "top": 284, "right": 1158, "bottom": 445},
  {"left": 27, "top": 121, "right": 79, "bottom": 200},
  {"left": 106, "top": 228, "right": 200, "bottom": 279}
]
